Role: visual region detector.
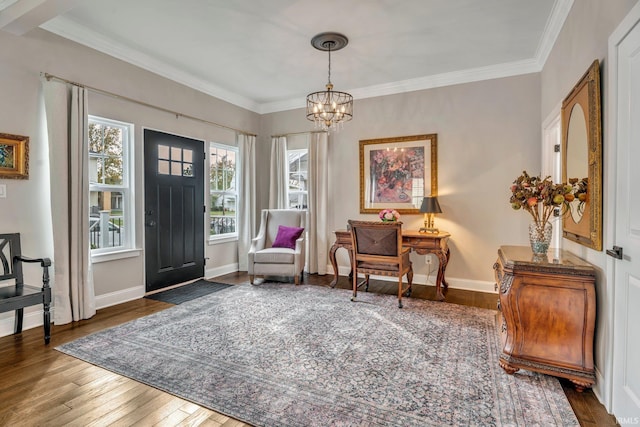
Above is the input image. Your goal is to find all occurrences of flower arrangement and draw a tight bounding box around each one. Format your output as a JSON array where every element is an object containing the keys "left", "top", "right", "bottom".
[
  {"left": 568, "top": 177, "right": 588, "bottom": 215},
  {"left": 509, "top": 171, "right": 573, "bottom": 226},
  {"left": 379, "top": 209, "right": 401, "bottom": 222}
]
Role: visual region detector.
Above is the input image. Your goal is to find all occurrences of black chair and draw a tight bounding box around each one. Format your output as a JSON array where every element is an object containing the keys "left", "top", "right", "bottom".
[{"left": 0, "top": 233, "right": 52, "bottom": 344}]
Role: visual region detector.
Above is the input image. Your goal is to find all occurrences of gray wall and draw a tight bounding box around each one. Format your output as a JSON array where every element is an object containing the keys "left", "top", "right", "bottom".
[
  {"left": 0, "top": 29, "right": 259, "bottom": 325},
  {"left": 540, "top": 0, "right": 639, "bottom": 410},
  {"left": 261, "top": 74, "right": 542, "bottom": 290}
]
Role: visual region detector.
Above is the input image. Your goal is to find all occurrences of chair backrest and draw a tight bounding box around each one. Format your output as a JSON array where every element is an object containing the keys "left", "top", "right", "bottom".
[
  {"left": 348, "top": 220, "right": 403, "bottom": 259},
  {"left": 0, "top": 233, "right": 23, "bottom": 284},
  {"left": 262, "top": 209, "right": 306, "bottom": 247}
]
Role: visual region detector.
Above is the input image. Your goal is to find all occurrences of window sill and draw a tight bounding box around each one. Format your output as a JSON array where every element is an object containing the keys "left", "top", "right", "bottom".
[
  {"left": 91, "top": 248, "right": 142, "bottom": 263},
  {"left": 208, "top": 235, "right": 238, "bottom": 245}
]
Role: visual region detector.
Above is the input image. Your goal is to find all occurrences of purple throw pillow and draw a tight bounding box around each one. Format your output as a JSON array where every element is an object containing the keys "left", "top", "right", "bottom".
[{"left": 272, "top": 225, "right": 304, "bottom": 250}]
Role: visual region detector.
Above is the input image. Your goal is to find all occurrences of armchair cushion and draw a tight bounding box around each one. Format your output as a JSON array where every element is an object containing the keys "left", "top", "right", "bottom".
[
  {"left": 272, "top": 225, "right": 304, "bottom": 250},
  {"left": 254, "top": 247, "right": 296, "bottom": 264}
]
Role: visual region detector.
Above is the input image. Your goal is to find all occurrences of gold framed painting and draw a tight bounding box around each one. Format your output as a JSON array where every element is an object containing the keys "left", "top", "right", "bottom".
[
  {"left": 0, "top": 133, "right": 29, "bottom": 180},
  {"left": 359, "top": 134, "right": 437, "bottom": 214}
]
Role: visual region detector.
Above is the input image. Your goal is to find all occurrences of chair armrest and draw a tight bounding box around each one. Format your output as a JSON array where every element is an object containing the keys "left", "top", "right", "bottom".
[
  {"left": 13, "top": 255, "right": 52, "bottom": 289},
  {"left": 15, "top": 255, "right": 52, "bottom": 268},
  {"left": 249, "top": 234, "right": 266, "bottom": 254}
]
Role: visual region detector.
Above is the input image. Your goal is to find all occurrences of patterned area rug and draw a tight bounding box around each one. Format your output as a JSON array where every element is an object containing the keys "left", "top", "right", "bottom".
[
  {"left": 144, "top": 279, "right": 232, "bottom": 304},
  {"left": 57, "top": 284, "right": 579, "bottom": 426}
]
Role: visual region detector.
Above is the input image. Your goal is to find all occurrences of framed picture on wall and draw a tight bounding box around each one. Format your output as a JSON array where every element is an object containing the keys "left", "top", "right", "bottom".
[
  {"left": 0, "top": 133, "right": 29, "bottom": 180},
  {"left": 359, "top": 134, "right": 437, "bottom": 214}
]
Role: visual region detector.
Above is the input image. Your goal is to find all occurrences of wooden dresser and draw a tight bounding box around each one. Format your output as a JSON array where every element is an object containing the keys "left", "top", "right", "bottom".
[{"left": 494, "top": 245, "right": 596, "bottom": 391}]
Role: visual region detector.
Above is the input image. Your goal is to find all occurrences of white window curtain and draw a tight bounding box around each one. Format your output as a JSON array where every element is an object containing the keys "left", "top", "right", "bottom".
[
  {"left": 269, "top": 136, "right": 288, "bottom": 209},
  {"left": 306, "top": 132, "right": 329, "bottom": 274},
  {"left": 43, "top": 79, "right": 96, "bottom": 324},
  {"left": 237, "top": 133, "right": 256, "bottom": 271}
]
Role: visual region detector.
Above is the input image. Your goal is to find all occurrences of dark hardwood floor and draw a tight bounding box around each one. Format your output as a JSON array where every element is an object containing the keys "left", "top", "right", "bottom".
[{"left": 0, "top": 272, "right": 617, "bottom": 426}]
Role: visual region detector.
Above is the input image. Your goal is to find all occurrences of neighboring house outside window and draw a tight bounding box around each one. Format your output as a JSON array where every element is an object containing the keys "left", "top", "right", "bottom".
[
  {"left": 88, "top": 116, "right": 133, "bottom": 253},
  {"left": 287, "top": 149, "right": 308, "bottom": 210},
  {"left": 210, "top": 143, "right": 238, "bottom": 239}
]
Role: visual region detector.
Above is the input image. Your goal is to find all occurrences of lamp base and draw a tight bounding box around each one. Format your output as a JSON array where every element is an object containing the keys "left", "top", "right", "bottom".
[{"left": 419, "top": 227, "right": 439, "bottom": 234}]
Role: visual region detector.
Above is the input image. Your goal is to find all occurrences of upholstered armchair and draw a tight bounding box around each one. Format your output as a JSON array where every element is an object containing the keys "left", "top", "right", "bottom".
[{"left": 248, "top": 209, "right": 306, "bottom": 285}]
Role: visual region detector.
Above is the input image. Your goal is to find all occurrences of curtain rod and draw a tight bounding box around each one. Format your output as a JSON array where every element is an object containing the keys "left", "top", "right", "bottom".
[
  {"left": 271, "top": 130, "right": 328, "bottom": 138},
  {"left": 43, "top": 73, "right": 257, "bottom": 137}
]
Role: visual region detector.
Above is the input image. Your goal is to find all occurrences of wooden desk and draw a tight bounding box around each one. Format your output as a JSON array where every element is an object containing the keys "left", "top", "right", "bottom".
[{"left": 329, "top": 229, "right": 451, "bottom": 301}]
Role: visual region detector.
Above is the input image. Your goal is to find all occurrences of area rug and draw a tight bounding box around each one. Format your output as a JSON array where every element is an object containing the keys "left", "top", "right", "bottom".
[
  {"left": 144, "top": 279, "right": 232, "bottom": 304},
  {"left": 57, "top": 284, "right": 579, "bottom": 426}
]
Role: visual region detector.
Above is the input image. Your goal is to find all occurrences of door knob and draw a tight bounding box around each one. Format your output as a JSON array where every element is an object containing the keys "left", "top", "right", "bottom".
[{"left": 606, "top": 246, "right": 623, "bottom": 259}]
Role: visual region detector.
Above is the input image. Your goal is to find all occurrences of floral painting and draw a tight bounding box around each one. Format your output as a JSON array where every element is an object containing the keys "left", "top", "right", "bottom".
[
  {"left": 360, "top": 134, "right": 437, "bottom": 214},
  {"left": 370, "top": 146, "right": 424, "bottom": 203}
]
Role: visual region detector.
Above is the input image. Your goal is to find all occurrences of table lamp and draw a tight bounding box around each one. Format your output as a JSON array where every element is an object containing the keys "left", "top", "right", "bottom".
[{"left": 419, "top": 196, "right": 442, "bottom": 233}]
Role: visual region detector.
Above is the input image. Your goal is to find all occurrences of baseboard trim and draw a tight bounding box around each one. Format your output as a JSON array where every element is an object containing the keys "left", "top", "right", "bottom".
[
  {"left": 0, "top": 310, "right": 45, "bottom": 339},
  {"left": 206, "top": 263, "right": 238, "bottom": 280},
  {"left": 592, "top": 366, "right": 608, "bottom": 411},
  {"left": 95, "top": 285, "right": 145, "bottom": 310},
  {"left": 330, "top": 264, "right": 496, "bottom": 294}
]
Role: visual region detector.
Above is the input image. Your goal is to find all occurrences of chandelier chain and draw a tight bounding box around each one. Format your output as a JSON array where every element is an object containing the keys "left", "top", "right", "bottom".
[{"left": 327, "top": 42, "right": 332, "bottom": 85}]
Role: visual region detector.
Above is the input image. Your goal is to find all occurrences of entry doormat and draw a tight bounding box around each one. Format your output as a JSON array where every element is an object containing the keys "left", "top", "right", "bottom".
[
  {"left": 58, "top": 284, "right": 579, "bottom": 426},
  {"left": 144, "top": 279, "right": 233, "bottom": 304}
]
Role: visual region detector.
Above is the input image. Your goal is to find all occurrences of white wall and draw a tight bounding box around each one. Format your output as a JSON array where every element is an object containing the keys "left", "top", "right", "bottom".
[
  {"left": 540, "top": 0, "right": 639, "bottom": 410},
  {"left": 0, "top": 28, "right": 259, "bottom": 332},
  {"left": 261, "top": 74, "right": 542, "bottom": 292}
]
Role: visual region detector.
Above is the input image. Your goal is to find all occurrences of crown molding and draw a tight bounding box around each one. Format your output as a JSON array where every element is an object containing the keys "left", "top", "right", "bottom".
[
  {"left": 40, "top": 16, "right": 261, "bottom": 113},
  {"left": 534, "top": 0, "right": 574, "bottom": 68},
  {"left": 258, "top": 58, "right": 541, "bottom": 114},
  {"left": 42, "top": 0, "right": 573, "bottom": 116}
]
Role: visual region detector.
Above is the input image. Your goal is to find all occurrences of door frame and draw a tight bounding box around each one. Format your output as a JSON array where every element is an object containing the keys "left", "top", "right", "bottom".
[
  {"left": 142, "top": 126, "right": 207, "bottom": 292},
  {"left": 605, "top": 1, "right": 640, "bottom": 414}
]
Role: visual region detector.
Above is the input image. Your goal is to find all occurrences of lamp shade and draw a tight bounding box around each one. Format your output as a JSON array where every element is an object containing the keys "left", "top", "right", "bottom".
[{"left": 420, "top": 196, "right": 442, "bottom": 214}]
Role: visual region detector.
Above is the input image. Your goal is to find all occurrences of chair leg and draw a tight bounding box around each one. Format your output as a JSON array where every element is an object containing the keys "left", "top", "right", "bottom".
[
  {"left": 14, "top": 308, "right": 24, "bottom": 334},
  {"left": 250, "top": 275, "right": 255, "bottom": 285},
  {"left": 398, "top": 277, "right": 403, "bottom": 308},
  {"left": 43, "top": 301, "right": 51, "bottom": 344},
  {"left": 364, "top": 274, "right": 370, "bottom": 292},
  {"left": 351, "top": 269, "right": 358, "bottom": 301},
  {"left": 295, "top": 274, "right": 300, "bottom": 286}
]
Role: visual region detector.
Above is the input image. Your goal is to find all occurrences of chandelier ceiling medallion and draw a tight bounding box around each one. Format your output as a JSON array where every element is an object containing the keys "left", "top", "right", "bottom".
[{"left": 306, "top": 32, "right": 353, "bottom": 132}]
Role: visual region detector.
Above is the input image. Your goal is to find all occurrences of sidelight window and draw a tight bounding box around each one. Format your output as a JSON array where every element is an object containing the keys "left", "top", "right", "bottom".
[
  {"left": 209, "top": 143, "right": 238, "bottom": 239},
  {"left": 88, "top": 116, "right": 134, "bottom": 253}
]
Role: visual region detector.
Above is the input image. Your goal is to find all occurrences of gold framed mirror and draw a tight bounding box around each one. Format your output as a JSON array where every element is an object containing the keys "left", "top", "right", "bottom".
[
  {"left": 359, "top": 134, "right": 437, "bottom": 214},
  {"left": 561, "top": 60, "right": 602, "bottom": 250}
]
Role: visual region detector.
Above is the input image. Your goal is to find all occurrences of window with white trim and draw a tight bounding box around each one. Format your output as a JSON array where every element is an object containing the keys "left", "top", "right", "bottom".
[
  {"left": 209, "top": 143, "right": 238, "bottom": 239},
  {"left": 88, "top": 116, "right": 134, "bottom": 253},
  {"left": 287, "top": 149, "right": 308, "bottom": 210}
]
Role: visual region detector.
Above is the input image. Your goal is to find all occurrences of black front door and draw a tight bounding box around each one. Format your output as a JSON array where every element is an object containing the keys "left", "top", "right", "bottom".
[{"left": 144, "top": 129, "right": 205, "bottom": 292}]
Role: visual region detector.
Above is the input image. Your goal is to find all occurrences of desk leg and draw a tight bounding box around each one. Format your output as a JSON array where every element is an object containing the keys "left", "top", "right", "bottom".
[
  {"left": 434, "top": 250, "right": 449, "bottom": 301},
  {"left": 329, "top": 242, "right": 340, "bottom": 288}
]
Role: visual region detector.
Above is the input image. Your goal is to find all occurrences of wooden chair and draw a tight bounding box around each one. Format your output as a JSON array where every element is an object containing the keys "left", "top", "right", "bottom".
[
  {"left": 0, "top": 233, "right": 52, "bottom": 344},
  {"left": 348, "top": 220, "right": 413, "bottom": 308}
]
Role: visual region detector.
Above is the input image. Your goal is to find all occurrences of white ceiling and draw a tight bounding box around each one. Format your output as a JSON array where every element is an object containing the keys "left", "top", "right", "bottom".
[{"left": 2, "top": 0, "right": 573, "bottom": 114}]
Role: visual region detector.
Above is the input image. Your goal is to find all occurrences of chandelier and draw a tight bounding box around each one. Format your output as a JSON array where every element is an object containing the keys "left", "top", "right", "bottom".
[{"left": 306, "top": 32, "right": 353, "bottom": 131}]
